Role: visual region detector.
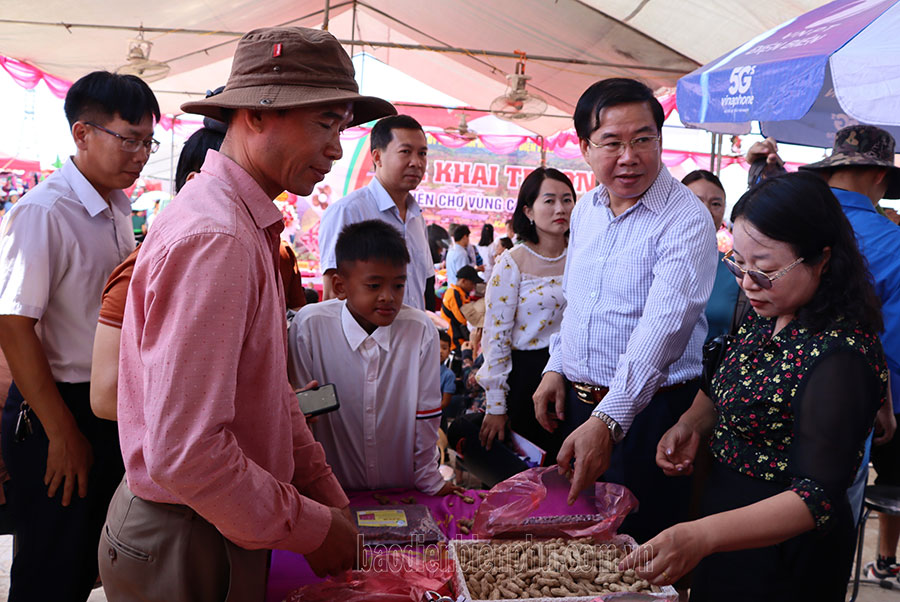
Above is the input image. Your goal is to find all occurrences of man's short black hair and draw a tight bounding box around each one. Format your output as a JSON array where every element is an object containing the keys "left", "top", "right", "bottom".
[
  {"left": 452, "top": 224, "right": 470, "bottom": 242},
  {"left": 370, "top": 114, "right": 425, "bottom": 152},
  {"left": 438, "top": 329, "right": 451, "bottom": 345},
  {"left": 573, "top": 78, "right": 664, "bottom": 142},
  {"left": 335, "top": 219, "right": 410, "bottom": 271},
  {"left": 64, "top": 71, "right": 161, "bottom": 128}
]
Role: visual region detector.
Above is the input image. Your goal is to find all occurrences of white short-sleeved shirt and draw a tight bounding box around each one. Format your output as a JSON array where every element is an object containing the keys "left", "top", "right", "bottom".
[
  {"left": 0, "top": 159, "right": 135, "bottom": 382},
  {"left": 318, "top": 177, "right": 433, "bottom": 310}
]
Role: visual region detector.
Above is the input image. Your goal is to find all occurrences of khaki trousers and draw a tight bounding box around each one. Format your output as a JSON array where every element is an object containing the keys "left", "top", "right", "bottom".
[{"left": 98, "top": 478, "right": 269, "bottom": 602}]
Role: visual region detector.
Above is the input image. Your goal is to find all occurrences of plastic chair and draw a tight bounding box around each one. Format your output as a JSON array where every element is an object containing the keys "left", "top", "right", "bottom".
[{"left": 849, "top": 485, "right": 900, "bottom": 601}]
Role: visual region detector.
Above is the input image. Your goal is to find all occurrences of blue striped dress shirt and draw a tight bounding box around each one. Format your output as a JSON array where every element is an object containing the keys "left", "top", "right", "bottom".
[{"left": 545, "top": 166, "right": 717, "bottom": 434}]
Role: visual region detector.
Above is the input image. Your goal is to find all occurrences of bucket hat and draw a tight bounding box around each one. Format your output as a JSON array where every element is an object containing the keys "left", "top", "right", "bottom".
[
  {"left": 800, "top": 124, "right": 900, "bottom": 198},
  {"left": 181, "top": 27, "right": 395, "bottom": 127}
]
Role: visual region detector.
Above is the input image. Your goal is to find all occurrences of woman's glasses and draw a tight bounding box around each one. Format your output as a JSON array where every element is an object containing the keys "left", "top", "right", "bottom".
[{"left": 722, "top": 250, "right": 804, "bottom": 289}]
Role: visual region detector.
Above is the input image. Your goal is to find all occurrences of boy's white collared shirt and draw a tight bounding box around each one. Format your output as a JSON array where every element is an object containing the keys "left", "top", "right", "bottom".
[{"left": 287, "top": 299, "right": 445, "bottom": 494}]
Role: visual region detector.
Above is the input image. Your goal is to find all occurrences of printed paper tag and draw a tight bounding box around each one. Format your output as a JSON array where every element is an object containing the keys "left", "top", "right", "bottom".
[{"left": 356, "top": 509, "right": 408, "bottom": 527}]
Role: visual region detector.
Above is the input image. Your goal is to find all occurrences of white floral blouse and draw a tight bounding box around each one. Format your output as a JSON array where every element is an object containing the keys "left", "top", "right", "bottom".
[{"left": 476, "top": 244, "right": 567, "bottom": 415}]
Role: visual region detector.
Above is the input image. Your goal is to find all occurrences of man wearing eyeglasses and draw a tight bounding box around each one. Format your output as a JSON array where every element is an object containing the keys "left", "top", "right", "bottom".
[
  {"left": 0, "top": 71, "right": 159, "bottom": 600},
  {"left": 533, "top": 77, "right": 717, "bottom": 544}
]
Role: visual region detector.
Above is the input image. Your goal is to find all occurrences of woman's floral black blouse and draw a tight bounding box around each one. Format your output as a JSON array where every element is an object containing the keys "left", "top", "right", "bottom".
[{"left": 710, "top": 311, "right": 887, "bottom": 530}]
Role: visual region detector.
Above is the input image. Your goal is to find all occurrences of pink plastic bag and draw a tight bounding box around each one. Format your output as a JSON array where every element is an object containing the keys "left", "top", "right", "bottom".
[
  {"left": 285, "top": 548, "right": 455, "bottom": 602},
  {"left": 472, "top": 466, "right": 638, "bottom": 540}
]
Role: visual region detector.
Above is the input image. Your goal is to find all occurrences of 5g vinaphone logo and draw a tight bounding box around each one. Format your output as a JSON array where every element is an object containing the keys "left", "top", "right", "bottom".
[
  {"left": 728, "top": 66, "right": 755, "bottom": 95},
  {"left": 721, "top": 65, "right": 756, "bottom": 110}
]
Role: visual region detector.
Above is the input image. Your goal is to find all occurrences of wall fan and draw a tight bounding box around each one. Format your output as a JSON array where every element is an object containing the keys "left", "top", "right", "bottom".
[
  {"left": 489, "top": 60, "right": 547, "bottom": 122},
  {"left": 116, "top": 30, "right": 170, "bottom": 83},
  {"left": 443, "top": 114, "right": 478, "bottom": 140}
]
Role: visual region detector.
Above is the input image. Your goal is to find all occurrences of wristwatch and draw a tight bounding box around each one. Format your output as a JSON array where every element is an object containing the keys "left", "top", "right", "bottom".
[{"left": 591, "top": 411, "right": 625, "bottom": 444}]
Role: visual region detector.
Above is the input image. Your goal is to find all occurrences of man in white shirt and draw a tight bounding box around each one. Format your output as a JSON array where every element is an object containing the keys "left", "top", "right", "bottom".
[
  {"left": 289, "top": 220, "right": 456, "bottom": 495},
  {"left": 0, "top": 71, "right": 158, "bottom": 601},
  {"left": 319, "top": 115, "right": 432, "bottom": 309}
]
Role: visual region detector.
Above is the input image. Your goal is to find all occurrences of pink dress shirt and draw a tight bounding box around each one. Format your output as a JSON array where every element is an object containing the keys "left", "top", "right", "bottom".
[{"left": 117, "top": 150, "right": 348, "bottom": 554}]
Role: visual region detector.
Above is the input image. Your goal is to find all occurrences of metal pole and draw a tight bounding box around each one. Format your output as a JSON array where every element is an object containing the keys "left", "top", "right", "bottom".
[
  {"left": 0, "top": 18, "right": 689, "bottom": 74},
  {"left": 169, "top": 115, "right": 176, "bottom": 194},
  {"left": 709, "top": 132, "right": 716, "bottom": 172},
  {"left": 350, "top": 1, "right": 357, "bottom": 57},
  {"left": 538, "top": 135, "right": 546, "bottom": 167},
  {"left": 323, "top": 0, "right": 331, "bottom": 31},
  {"left": 715, "top": 134, "right": 723, "bottom": 176}
]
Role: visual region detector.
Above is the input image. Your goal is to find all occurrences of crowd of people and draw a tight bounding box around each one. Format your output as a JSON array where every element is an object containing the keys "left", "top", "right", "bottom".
[{"left": 0, "top": 23, "right": 899, "bottom": 602}]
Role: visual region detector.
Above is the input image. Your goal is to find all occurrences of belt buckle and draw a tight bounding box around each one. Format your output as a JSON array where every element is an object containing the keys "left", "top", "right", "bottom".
[{"left": 573, "top": 383, "right": 596, "bottom": 405}]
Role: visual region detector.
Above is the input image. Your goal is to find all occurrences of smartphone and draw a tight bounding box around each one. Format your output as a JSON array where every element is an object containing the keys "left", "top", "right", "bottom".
[{"left": 296, "top": 384, "right": 340, "bottom": 417}]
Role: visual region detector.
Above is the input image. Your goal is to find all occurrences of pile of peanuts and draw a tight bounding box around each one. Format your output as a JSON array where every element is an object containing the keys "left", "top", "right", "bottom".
[{"left": 455, "top": 538, "right": 661, "bottom": 600}]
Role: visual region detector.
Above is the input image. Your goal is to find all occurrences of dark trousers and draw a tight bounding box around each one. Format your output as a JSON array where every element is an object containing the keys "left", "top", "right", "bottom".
[
  {"left": 560, "top": 379, "right": 698, "bottom": 544},
  {"left": 1, "top": 381, "right": 124, "bottom": 601},
  {"left": 507, "top": 349, "right": 567, "bottom": 463}
]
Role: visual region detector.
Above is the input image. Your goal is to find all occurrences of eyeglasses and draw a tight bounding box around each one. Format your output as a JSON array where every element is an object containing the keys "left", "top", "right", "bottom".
[
  {"left": 586, "top": 135, "right": 660, "bottom": 156},
  {"left": 85, "top": 122, "right": 160, "bottom": 154},
  {"left": 722, "top": 250, "right": 804, "bottom": 289}
]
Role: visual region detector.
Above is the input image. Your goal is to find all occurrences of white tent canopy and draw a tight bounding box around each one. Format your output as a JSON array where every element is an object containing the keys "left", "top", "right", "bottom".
[{"left": 0, "top": 0, "right": 831, "bottom": 137}]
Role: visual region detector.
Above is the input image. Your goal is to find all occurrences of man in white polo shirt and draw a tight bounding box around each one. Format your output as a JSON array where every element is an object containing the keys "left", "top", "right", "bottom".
[{"left": 0, "top": 71, "right": 158, "bottom": 601}]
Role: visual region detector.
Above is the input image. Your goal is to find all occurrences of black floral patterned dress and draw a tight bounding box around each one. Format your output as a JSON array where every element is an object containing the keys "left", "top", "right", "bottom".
[{"left": 690, "top": 311, "right": 887, "bottom": 602}]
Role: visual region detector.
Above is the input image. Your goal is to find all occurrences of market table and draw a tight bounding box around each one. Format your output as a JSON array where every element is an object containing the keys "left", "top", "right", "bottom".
[{"left": 265, "top": 487, "right": 485, "bottom": 602}]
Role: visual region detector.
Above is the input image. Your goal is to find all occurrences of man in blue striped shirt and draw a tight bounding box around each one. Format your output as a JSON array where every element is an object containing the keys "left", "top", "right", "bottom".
[{"left": 533, "top": 78, "right": 717, "bottom": 544}]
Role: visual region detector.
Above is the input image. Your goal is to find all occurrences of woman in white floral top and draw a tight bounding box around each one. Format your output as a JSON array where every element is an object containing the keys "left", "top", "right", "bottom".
[{"left": 476, "top": 168, "right": 575, "bottom": 460}]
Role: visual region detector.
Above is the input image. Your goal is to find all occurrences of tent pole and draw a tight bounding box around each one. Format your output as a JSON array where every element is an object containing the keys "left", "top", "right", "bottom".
[
  {"left": 323, "top": 0, "right": 331, "bottom": 31},
  {"left": 538, "top": 135, "right": 546, "bottom": 167},
  {"left": 350, "top": 1, "right": 357, "bottom": 57},
  {"left": 169, "top": 115, "right": 177, "bottom": 195},
  {"left": 709, "top": 132, "right": 716, "bottom": 171},
  {"left": 715, "top": 134, "right": 723, "bottom": 176},
  {"left": 0, "top": 18, "right": 688, "bottom": 74}
]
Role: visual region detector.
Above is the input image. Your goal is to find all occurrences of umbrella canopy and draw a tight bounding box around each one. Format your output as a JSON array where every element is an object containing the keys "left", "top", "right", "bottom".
[{"left": 677, "top": 0, "right": 900, "bottom": 147}]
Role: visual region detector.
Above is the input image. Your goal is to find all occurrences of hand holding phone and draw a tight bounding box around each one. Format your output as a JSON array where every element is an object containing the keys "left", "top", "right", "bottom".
[{"left": 296, "top": 383, "right": 340, "bottom": 417}]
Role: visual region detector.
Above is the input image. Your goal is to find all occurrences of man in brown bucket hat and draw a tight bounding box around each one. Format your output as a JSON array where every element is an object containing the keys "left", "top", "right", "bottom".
[
  {"left": 99, "top": 27, "right": 395, "bottom": 601},
  {"left": 747, "top": 123, "right": 900, "bottom": 585}
]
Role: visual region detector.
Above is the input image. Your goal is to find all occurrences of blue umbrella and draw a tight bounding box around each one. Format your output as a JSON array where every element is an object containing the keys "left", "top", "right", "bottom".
[{"left": 677, "top": 0, "right": 900, "bottom": 148}]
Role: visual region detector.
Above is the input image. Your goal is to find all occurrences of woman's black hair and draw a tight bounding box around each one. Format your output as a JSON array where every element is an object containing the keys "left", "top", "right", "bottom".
[
  {"left": 174, "top": 127, "right": 226, "bottom": 192},
  {"left": 681, "top": 169, "right": 725, "bottom": 194},
  {"left": 731, "top": 171, "right": 882, "bottom": 333},
  {"left": 427, "top": 223, "right": 450, "bottom": 263},
  {"left": 477, "top": 224, "right": 494, "bottom": 247},
  {"left": 512, "top": 168, "right": 576, "bottom": 244}
]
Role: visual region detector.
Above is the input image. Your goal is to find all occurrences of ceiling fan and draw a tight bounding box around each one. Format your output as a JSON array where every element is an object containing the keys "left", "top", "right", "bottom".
[
  {"left": 116, "top": 29, "right": 170, "bottom": 83},
  {"left": 443, "top": 114, "right": 478, "bottom": 140},
  {"left": 489, "top": 58, "right": 547, "bottom": 122}
]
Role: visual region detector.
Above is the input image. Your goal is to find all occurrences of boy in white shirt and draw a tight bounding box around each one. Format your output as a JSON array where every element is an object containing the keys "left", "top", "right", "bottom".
[{"left": 289, "top": 219, "right": 456, "bottom": 495}]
